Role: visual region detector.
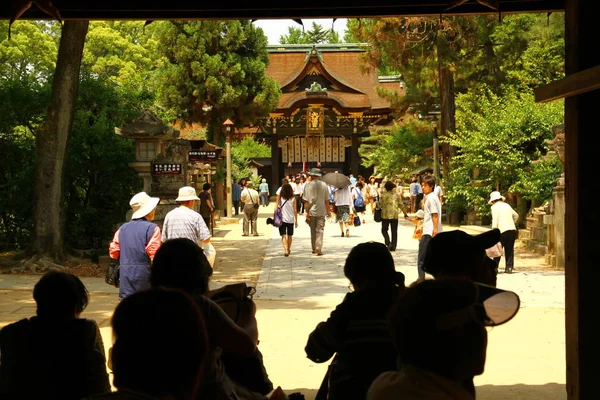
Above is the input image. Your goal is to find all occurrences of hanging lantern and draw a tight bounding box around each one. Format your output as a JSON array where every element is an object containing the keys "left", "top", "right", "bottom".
[
  {"left": 317, "top": 162, "right": 322, "bottom": 168},
  {"left": 287, "top": 161, "right": 292, "bottom": 167}
]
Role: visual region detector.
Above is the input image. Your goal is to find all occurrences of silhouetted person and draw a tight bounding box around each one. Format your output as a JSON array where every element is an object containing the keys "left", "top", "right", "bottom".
[
  {"left": 422, "top": 229, "right": 502, "bottom": 287},
  {"left": 368, "top": 279, "right": 519, "bottom": 400},
  {"left": 0, "top": 271, "right": 110, "bottom": 400},
  {"left": 88, "top": 287, "right": 209, "bottom": 400},
  {"left": 151, "top": 238, "right": 272, "bottom": 399},
  {"left": 306, "top": 242, "right": 405, "bottom": 400}
]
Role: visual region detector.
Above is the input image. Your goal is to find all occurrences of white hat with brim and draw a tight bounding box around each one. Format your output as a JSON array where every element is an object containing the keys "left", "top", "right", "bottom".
[
  {"left": 130, "top": 192, "right": 160, "bottom": 219},
  {"left": 176, "top": 186, "right": 200, "bottom": 202},
  {"left": 488, "top": 191, "right": 506, "bottom": 204},
  {"left": 408, "top": 210, "right": 425, "bottom": 219}
]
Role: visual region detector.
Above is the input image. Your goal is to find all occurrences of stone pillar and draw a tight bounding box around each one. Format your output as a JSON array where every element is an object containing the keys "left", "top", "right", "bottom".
[
  {"left": 553, "top": 175, "right": 565, "bottom": 269},
  {"left": 271, "top": 135, "right": 279, "bottom": 194}
]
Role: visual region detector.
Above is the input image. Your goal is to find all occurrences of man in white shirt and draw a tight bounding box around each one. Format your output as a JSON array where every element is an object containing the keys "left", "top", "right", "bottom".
[
  {"left": 241, "top": 181, "right": 261, "bottom": 236},
  {"left": 162, "top": 186, "right": 211, "bottom": 246},
  {"left": 489, "top": 191, "right": 519, "bottom": 274},
  {"left": 416, "top": 175, "right": 443, "bottom": 282}
]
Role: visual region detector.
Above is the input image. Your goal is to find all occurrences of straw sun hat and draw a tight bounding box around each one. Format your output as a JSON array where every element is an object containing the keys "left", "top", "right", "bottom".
[{"left": 130, "top": 192, "right": 160, "bottom": 219}]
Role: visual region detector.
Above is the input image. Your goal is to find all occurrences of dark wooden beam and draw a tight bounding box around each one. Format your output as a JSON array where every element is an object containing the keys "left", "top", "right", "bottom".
[
  {"left": 0, "top": 0, "right": 565, "bottom": 20},
  {"left": 535, "top": 64, "right": 600, "bottom": 103}
]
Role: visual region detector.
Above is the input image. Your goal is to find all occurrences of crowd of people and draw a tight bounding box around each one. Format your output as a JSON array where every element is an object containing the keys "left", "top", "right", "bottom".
[
  {"left": 0, "top": 169, "right": 523, "bottom": 399},
  {"left": 0, "top": 227, "right": 520, "bottom": 400}
]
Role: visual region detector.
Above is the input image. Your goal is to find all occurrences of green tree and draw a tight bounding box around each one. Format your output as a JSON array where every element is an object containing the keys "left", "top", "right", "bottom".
[
  {"left": 360, "top": 117, "right": 433, "bottom": 180},
  {"left": 230, "top": 136, "right": 271, "bottom": 181},
  {"left": 0, "top": 20, "right": 58, "bottom": 81},
  {"left": 149, "top": 20, "right": 281, "bottom": 144},
  {"left": 444, "top": 87, "right": 564, "bottom": 216},
  {"left": 280, "top": 22, "right": 342, "bottom": 44},
  {"left": 82, "top": 21, "right": 154, "bottom": 91}
]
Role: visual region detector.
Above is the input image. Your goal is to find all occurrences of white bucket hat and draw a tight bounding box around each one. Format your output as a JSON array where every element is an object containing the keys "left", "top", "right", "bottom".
[
  {"left": 176, "top": 186, "right": 200, "bottom": 202},
  {"left": 488, "top": 191, "right": 506, "bottom": 204},
  {"left": 130, "top": 192, "right": 160, "bottom": 219}
]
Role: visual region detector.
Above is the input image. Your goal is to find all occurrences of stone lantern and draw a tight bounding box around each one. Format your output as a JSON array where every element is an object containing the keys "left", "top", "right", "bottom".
[{"left": 115, "top": 110, "right": 180, "bottom": 193}]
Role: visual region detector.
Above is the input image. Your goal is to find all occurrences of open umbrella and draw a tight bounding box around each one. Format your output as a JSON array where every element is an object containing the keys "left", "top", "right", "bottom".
[{"left": 322, "top": 172, "right": 351, "bottom": 189}]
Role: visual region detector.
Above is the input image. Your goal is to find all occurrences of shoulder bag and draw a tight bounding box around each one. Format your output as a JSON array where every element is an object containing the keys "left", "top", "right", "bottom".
[
  {"left": 105, "top": 258, "right": 120, "bottom": 288},
  {"left": 374, "top": 201, "right": 382, "bottom": 223},
  {"left": 273, "top": 199, "right": 288, "bottom": 228}
]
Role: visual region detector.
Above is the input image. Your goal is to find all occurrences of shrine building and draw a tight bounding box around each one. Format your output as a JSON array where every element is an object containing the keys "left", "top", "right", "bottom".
[{"left": 252, "top": 44, "right": 404, "bottom": 192}]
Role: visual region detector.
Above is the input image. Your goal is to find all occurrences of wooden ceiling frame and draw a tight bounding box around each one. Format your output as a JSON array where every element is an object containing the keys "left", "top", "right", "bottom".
[{"left": 0, "top": 0, "right": 565, "bottom": 20}]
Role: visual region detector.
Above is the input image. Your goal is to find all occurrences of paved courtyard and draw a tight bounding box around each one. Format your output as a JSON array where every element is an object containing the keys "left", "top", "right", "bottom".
[{"left": 0, "top": 204, "right": 566, "bottom": 399}]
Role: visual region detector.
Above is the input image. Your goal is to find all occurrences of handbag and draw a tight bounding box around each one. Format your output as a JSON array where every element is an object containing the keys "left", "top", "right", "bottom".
[
  {"left": 207, "top": 282, "right": 259, "bottom": 344},
  {"left": 486, "top": 242, "right": 504, "bottom": 258},
  {"left": 353, "top": 215, "right": 361, "bottom": 227},
  {"left": 273, "top": 199, "right": 288, "bottom": 228},
  {"left": 374, "top": 201, "right": 382, "bottom": 223},
  {"left": 105, "top": 258, "right": 120, "bottom": 288}
]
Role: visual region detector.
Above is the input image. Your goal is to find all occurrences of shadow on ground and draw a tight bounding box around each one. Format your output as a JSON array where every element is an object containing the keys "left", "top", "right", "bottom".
[
  {"left": 477, "top": 382, "right": 566, "bottom": 399},
  {"left": 281, "top": 383, "right": 566, "bottom": 400}
]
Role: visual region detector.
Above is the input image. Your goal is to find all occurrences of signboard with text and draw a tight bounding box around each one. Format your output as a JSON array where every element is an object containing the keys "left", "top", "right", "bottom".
[
  {"left": 152, "top": 163, "right": 182, "bottom": 175},
  {"left": 189, "top": 150, "right": 219, "bottom": 162}
]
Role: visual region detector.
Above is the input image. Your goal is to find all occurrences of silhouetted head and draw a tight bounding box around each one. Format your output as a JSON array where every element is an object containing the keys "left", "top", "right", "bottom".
[
  {"left": 390, "top": 279, "right": 487, "bottom": 381},
  {"left": 344, "top": 242, "right": 404, "bottom": 290},
  {"left": 384, "top": 180, "right": 396, "bottom": 192},
  {"left": 422, "top": 229, "right": 501, "bottom": 286},
  {"left": 111, "top": 288, "right": 208, "bottom": 399},
  {"left": 151, "top": 238, "right": 213, "bottom": 295},
  {"left": 33, "top": 271, "right": 89, "bottom": 320}
]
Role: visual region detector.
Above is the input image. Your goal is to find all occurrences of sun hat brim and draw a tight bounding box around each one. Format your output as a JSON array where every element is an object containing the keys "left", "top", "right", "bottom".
[
  {"left": 131, "top": 196, "right": 160, "bottom": 219},
  {"left": 176, "top": 194, "right": 200, "bottom": 201}
]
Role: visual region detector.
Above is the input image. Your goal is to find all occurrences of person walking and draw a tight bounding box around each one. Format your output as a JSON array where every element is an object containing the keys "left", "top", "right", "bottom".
[
  {"left": 162, "top": 186, "right": 212, "bottom": 246},
  {"left": 296, "top": 175, "right": 308, "bottom": 214},
  {"left": 259, "top": 178, "right": 270, "bottom": 207},
  {"left": 241, "top": 181, "right": 260, "bottom": 236},
  {"left": 334, "top": 185, "right": 353, "bottom": 238},
  {"left": 366, "top": 176, "right": 379, "bottom": 213},
  {"left": 408, "top": 176, "right": 421, "bottom": 213},
  {"left": 303, "top": 168, "right": 330, "bottom": 256},
  {"left": 198, "top": 183, "right": 215, "bottom": 229},
  {"left": 277, "top": 183, "right": 298, "bottom": 257},
  {"left": 379, "top": 180, "right": 409, "bottom": 251},
  {"left": 416, "top": 175, "right": 443, "bottom": 282},
  {"left": 293, "top": 175, "right": 304, "bottom": 213},
  {"left": 352, "top": 181, "right": 367, "bottom": 224},
  {"left": 109, "top": 192, "right": 161, "bottom": 300},
  {"left": 489, "top": 191, "right": 519, "bottom": 274},
  {"left": 232, "top": 179, "right": 242, "bottom": 216}
]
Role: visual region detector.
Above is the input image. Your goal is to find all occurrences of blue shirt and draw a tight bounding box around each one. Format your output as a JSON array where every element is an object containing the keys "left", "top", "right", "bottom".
[
  {"left": 259, "top": 183, "right": 269, "bottom": 193},
  {"left": 232, "top": 183, "right": 242, "bottom": 201}
]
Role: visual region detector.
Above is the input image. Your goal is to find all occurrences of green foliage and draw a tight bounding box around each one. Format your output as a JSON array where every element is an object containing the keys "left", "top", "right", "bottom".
[
  {"left": 230, "top": 136, "right": 271, "bottom": 182},
  {"left": 360, "top": 118, "right": 433, "bottom": 180},
  {"left": 149, "top": 20, "right": 281, "bottom": 144},
  {"left": 444, "top": 86, "right": 564, "bottom": 215},
  {"left": 512, "top": 155, "right": 563, "bottom": 203},
  {"left": 0, "top": 77, "right": 50, "bottom": 248},
  {"left": 0, "top": 21, "right": 58, "bottom": 82},
  {"left": 64, "top": 77, "right": 149, "bottom": 249},
  {"left": 280, "top": 22, "right": 342, "bottom": 44},
  {"left": 82, "top": 21, "right": 154, "bottom": 91}
]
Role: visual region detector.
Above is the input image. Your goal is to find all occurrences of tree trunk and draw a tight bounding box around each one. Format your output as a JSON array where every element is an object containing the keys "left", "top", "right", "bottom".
[
  {"left": 438, "top": 63, "right": 456, "bottom": 180},
  {"left": 30, "top": 21, "right": 89, "bottom": 263}
]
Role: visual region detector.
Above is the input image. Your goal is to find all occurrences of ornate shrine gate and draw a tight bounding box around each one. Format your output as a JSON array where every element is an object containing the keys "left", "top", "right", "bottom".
[{"left": 255, "top": 44, "right": 403, "bottom": 191}]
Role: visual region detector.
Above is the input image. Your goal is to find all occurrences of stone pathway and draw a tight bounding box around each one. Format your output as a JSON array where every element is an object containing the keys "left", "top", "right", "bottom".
[{"left": 255, "top": 211, "right": 565, "bottom": 310}]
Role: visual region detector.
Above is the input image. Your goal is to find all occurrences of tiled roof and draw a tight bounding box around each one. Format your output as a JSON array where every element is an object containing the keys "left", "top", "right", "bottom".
[{"left": 266, "top": 45, "right": 403, "bottom": 111}]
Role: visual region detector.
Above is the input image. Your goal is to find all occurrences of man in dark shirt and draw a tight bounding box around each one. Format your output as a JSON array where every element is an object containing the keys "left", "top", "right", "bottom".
[{"left": 199, "top": 183, "right": 214, "bottom": 231}]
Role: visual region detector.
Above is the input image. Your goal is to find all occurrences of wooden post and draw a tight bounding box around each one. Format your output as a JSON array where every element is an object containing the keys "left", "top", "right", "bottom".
[
  {"left": 564, "top": 1, "right": 600, "bottom": 398},
  {"left": 351, "top": 132, "right": 359, "bottom": 176},
  {"left": 271, "top": 133, "right": 279, "bottom": 195}
]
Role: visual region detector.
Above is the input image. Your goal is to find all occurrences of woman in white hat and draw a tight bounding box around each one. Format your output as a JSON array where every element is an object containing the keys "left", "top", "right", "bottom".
[
  {"left": 109, "top": 192, "right": 161, "bottom": 299},
  {"left": 488, "top": 191, "right": 519, "bottom": 274}
]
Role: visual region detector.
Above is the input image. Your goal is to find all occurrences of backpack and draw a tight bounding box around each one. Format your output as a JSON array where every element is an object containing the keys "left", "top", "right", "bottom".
[
  {"left": 354, "top": 188, "right": 364, "bottom": 208},
  {"left": 412, "top": 183, "right": 420, "bottom": 195}
]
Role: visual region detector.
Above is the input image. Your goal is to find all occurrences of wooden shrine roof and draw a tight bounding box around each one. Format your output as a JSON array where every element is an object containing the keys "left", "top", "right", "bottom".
[{"left": 266, "top": 44, "right": 404, "bottom": 111}]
